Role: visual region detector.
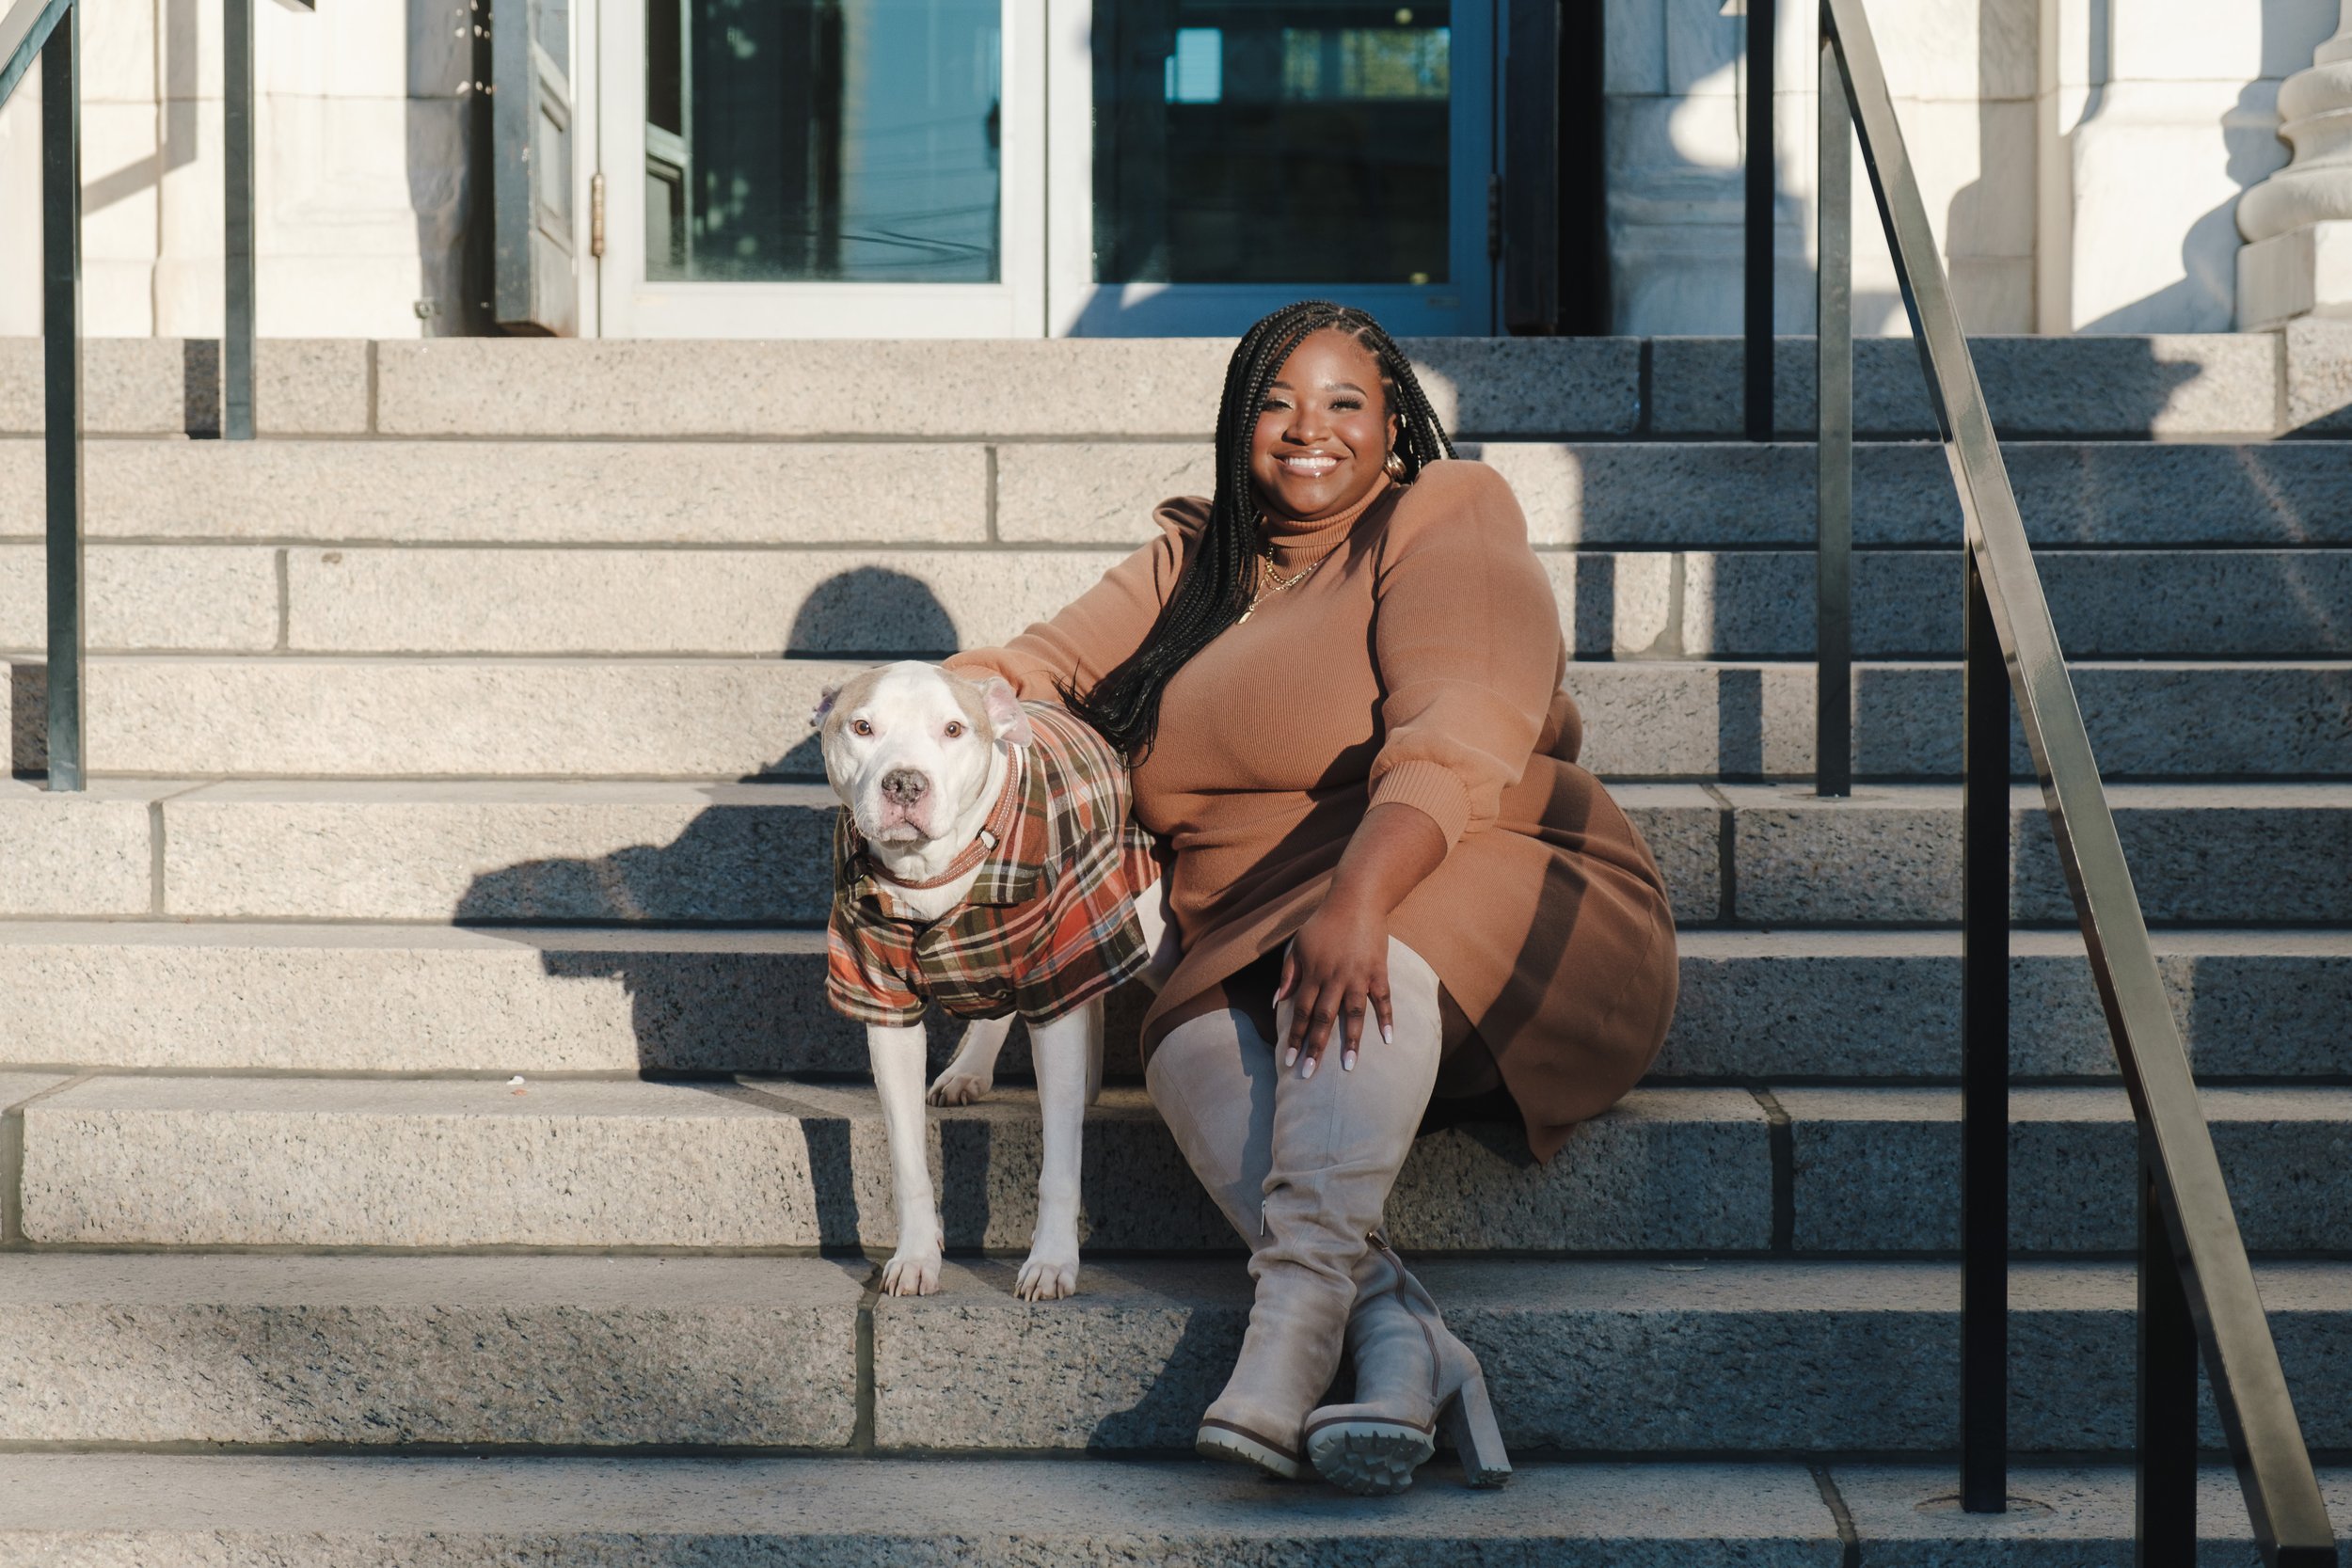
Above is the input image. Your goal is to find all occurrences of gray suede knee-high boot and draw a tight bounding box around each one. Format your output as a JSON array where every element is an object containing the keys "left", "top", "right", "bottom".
[
  {"left": 1303, "top": 943, "right": 1512, "bottom": 1495},
  {"left": 1149, "top": 940, "right": 1440, "bottom": 1481}
]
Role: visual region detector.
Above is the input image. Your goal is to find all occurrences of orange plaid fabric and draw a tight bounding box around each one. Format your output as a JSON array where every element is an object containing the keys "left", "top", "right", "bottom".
[{"left": 826, "top": 703, "right": 1161, "bottom": 1027}]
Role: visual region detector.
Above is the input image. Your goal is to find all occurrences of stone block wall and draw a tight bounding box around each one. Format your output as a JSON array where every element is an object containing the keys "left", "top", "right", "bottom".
[
  {"left": 0, "top": 0, "right": 478, "bottom": 341},
  {"left": 1605, "top": 0, "right": 2336, "bottom": 336}
]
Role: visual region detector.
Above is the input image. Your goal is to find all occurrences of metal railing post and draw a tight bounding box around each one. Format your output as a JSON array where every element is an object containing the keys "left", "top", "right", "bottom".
[
  {"left": 224, "top": 0, "right": 256, "bottom": 439},
  {"left": 1960, "top": 547, "right": 2009, "bottom": 1509},
  {"left": 2138, "top": 1156, "right": 2200, "bottom": 1567},
  {"left": 1744, "top": 0, "right": 1775, "bottom": 440},
  {"left": 1815, "top": 22, "right": 1851, "bottom": 799},
  {"left": 40, "top": 3, "right": 84, "bottom": 791}
]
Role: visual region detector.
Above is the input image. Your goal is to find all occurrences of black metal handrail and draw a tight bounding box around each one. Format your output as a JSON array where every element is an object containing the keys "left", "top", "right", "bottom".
[
  {"left": 3, "top": 0, "right": 309, "bottom": 790},
  {"left": 4, "top": 0, "right": 85, "bottom": 791},
  {"left": 1762, "top": 1, "right": 2340, "bottom": 1562}
]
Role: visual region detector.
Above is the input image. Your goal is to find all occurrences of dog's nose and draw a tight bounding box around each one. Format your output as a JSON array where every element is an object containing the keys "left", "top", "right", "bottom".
[{"left": 881, "top": 768, "right": 930, "bottom": 806}]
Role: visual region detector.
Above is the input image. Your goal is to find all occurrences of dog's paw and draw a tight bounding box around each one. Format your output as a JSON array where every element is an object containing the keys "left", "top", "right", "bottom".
[
  {"left": 1013, "top": 1246, "right": 1080, "bottom": 1302},
  {"left": 880, "top": 1248, "right": 943, "bottom": 1297},
  {"left": 927, "top": 1069, "right": 993, "bottom": 1106}
]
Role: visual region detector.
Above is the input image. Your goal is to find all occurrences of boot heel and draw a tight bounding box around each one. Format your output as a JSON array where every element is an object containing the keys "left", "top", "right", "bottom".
[{"left": 1438, "top": 1371, "right": 1513, "bottom": 1488}]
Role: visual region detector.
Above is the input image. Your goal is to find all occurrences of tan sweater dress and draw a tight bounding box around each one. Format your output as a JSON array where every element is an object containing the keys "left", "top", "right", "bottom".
[{"left": 946, "top": 460, "right": 1677, "bottom": 1161}]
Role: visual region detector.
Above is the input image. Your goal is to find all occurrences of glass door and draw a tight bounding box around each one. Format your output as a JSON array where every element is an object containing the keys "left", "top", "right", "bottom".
[
  {"left": 589, "top": 0, "right": 1493, "bottom": 338},
  {"left": 597, "top": 0, "right": 1045, "bottom": 336},
  {"left": 1047, "top": 0, "right": 1496, "bottom": 336}
]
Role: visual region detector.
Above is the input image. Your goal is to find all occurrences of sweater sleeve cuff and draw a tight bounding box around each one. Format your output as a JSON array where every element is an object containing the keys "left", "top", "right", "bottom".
[{"left": 1369, "top": 760, "right": 1473, "bottom": 849}]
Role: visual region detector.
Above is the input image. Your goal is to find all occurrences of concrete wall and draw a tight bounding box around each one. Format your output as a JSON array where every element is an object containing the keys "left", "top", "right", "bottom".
[
  {"left": 1605, "top": 0, "right": 2334, "bottom": 336},
  {"left": 2041, "top": 0, "right": 2334, "bottom": 331},
  {"left": 0, "top": 0, "right": 476, "bottom": 340}
]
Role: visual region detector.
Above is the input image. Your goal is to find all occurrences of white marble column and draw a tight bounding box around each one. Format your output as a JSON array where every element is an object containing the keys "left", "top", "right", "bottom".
[{"left": 2239, "top": 2, "right": 2352, "bottom": 325}]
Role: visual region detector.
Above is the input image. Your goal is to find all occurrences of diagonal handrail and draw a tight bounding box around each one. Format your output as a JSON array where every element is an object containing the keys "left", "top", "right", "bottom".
[
  {"left": 1810, "top": 1, "right": 2337, "bottom": 1562},
  {"left": 0, "top": 0, "right": 70, "bottom": 103}
]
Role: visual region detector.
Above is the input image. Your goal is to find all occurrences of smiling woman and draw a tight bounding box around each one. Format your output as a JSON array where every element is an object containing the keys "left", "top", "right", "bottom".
[{"left": 946, "top": 300, "right": 1679, "bottom": 1498}]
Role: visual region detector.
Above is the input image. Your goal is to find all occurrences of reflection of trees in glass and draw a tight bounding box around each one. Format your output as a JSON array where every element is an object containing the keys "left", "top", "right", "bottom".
[
  {"left": 648, "top": 0, "right": 1002, "bottom": 283},
  {"left": 1279, "top": 28, "right": 1450, "bottom": 102},
  {"left": 1092, "top": 3, "right": 1454, "bottom": 286}
]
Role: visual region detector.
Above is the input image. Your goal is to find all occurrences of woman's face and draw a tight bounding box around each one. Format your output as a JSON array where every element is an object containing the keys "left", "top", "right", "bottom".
[{"left": 1249, "top": 328, "right": 1401, "bottom": 523}]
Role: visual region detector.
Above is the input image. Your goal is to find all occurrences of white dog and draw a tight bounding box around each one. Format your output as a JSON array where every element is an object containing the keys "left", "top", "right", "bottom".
[{"left": 814, "top": 660, "right": 1171, "bottom": 1302}]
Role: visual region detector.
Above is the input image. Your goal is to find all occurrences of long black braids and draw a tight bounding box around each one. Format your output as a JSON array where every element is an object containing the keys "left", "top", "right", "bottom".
[{"left": 1061, "top": 300, "right": 1456, "bottom": 760}]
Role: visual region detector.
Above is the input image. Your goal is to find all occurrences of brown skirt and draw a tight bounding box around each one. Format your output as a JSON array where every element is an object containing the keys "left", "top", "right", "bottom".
[{"left": 1139, "top": 754, "right": 1679, "bottom": 1163}]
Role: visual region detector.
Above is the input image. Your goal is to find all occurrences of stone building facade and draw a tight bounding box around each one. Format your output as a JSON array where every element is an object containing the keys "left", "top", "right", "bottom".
[{"left": 0, "top": 0, "right": 2335, "bottom": 341}]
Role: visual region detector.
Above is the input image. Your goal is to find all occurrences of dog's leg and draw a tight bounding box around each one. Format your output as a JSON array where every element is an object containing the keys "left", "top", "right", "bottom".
[
  {"left": 1016, "top": 1003, "right": 1096, "bottom": 1301},
  {"left": 869, "top": 1022, "right": 945, "bottom": 1297},
  {"left": 929, "top": 1014, "right": 1013, "bottom": 1106}
]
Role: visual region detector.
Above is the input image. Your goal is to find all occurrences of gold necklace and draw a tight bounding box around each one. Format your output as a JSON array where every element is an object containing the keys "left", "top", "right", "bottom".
[{"left": 1237, "top": 545, "right": 1327, "bottom": 624}]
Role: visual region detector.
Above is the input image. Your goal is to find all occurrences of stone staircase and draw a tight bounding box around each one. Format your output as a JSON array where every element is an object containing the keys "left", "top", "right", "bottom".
[{"left": 0, "top": 332, "right": 2347, "bottom": 1562}]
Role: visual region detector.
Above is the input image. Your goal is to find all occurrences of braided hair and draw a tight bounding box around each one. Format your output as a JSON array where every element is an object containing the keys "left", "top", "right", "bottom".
[{"left": 1062, "top": 300, "right": 1455, "bottom": 760}]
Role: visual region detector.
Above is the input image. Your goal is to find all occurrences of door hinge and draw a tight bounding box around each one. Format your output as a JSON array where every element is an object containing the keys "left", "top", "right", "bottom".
[
  {"left": 589, "top": 172, "right": 607, "bottom": 259},
  {"left": 1487, "top": 173, "right": 1503, "bottom": 262}
]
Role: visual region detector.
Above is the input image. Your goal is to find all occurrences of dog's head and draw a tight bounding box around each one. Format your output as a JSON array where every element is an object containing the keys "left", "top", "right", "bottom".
[{"left": 811, "top": 661, "right": 1034, "bottom": 847}]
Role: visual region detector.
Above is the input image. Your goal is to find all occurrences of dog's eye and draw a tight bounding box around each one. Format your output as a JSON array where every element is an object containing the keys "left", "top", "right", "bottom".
[
  {"left": 944, "top": 721, "right": 965, "bottom": 738},
  {"left": 850, "top": 719, "right": 873, "bottom": 737}
]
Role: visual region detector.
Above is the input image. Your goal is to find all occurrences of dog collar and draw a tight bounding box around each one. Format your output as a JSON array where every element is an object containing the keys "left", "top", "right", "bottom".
[{"left": 863, "top": 752, "right": 1025, "bottom": 893}]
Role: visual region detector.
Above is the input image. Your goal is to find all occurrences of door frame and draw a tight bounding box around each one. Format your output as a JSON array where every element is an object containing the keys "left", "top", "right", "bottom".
[{"left": 591, "top": 0, "right": 1048, "bottom": 338}]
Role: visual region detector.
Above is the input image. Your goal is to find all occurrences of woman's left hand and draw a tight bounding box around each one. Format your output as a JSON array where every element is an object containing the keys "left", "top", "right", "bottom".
[{"left": 1277, "top": 893, "right": 1394, "bottom": 1077}]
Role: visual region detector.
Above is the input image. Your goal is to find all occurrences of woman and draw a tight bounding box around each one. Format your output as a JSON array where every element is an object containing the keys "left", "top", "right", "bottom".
[{"left": 946, "top": 301, "right": 1677, "bottom": 1496}]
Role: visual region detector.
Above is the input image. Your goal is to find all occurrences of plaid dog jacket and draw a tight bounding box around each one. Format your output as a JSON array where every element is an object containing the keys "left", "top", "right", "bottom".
[{"left": 826, "top": 702, "right": 1160, "bottom": 1027}]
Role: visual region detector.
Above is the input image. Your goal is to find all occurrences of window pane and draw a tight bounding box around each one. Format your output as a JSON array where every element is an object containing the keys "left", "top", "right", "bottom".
[
  {"left": 1094, "top": 2, "right": 1452, "bottom": 286},
  {"left": 645, "top": 0, "right": 1002, "bottom": 284}
]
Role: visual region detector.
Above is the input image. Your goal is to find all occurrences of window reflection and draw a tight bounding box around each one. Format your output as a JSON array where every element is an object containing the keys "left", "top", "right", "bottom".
[
  {"left": 1095, "top": 2, "right": 1453, "bottom": 286},
  {"left": 644, "top": 0, "right": 1002, "bottom": 283}
]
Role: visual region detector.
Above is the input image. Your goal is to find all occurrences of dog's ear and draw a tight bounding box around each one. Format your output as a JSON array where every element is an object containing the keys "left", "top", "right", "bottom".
[
  {"left": 808, "top": 682, "right": 844, "bottom": 730},
  {"left": 977, "top": 676, "right": 1035, "bottom": 749}
]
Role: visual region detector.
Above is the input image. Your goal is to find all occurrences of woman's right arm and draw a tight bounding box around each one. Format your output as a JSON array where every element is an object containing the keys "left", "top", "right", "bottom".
[{"left": 944, "top": 497, "right": 1206, "bottom": 704}]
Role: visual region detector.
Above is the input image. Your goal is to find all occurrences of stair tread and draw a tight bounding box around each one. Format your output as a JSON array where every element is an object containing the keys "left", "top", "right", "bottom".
[
  {"left": 11, "top": 438, "right": 2352, "bottom": 547},
  {"left": 25, "top": 1071, "right": 2352, "bottom": 1121},
  {"left": 0, "top": 1453, "right": 2339, "bottom": 1560},
  {"left": 4, "top": 919, "right": 2344, "bottom": 955},
  {"left": 0, "top": 1453, "right": 1841, "bottom": 1550},
  {"left": 7, "top": 1250, "right": 2346, "bottom": 1308},
  {"left": 8, "top": 654, "right": 2345, "bottom": 783},
  {"left": 6, "top": 1255, "right": 2349, "bottom": 1454},
  {"left": 17, "top": 1075, "right": 2352, "bottom": 1254}
]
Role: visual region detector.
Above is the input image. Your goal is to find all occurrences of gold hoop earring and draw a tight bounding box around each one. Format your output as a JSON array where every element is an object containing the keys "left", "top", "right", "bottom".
[{"left": 1383, "top": 450, "right": 1406, "bottom": 481}]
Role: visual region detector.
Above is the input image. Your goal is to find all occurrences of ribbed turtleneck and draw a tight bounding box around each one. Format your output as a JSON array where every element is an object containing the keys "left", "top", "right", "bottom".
[{"left": 1255, "top": 473, "right": 1398, "bottom": 566}]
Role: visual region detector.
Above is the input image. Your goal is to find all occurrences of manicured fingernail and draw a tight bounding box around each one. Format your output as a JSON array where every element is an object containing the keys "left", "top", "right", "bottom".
[
  {"left": 1283, "top": 1047, "right": 1298, "bottom": 1068},
  {"left": 1301, "top": 1056, "right": 1318, "bottom": 1080},
  {"left": 1381, "top": 1024, "right": 1393, "bottom": 1046},
  {"left": 1343, "top": 1049, "right": 1358, "bottom": 1071}
]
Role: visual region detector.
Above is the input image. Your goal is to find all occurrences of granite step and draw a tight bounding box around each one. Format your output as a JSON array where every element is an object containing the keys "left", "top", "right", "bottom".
[
  {"left": 0, "top": 1453, "right": 2338, "bottom": 1566},
  {"left": 157, "top": 543, "right": 2346, "bottom": 660},
  {"left": 0, "top": 1453, "right": 1844, "bottom": 1565},
  {"left": 2, "top": 1254, "right": 2348, "bottom": 1454},
  {"left": 12, "top": 1074, "right": 2350, "bottom": 1254},
  {"left": 0, "top": 778, "right": 2341, "bottom": 927},
  {"left": 0, "top": 923, "right": 2343, "bottom": 1081},
  {"left": 4, "top": 657, "right": 2344, "bottom": 783},
  {"left": 3, "top": 540, "right": 2345, "bottom": 659},
  {"left": 4, "top": 1076, "right": 1771, "bottom": 1254},
  {"left": 11, "top": 542, "right": 2344, "bottom": 661},
  {"left": 3, "top": 331, "right": 2307, "bottom": 438},
  {"left": 8, "top": 438, "right": 2349, "bottom": 550}
]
